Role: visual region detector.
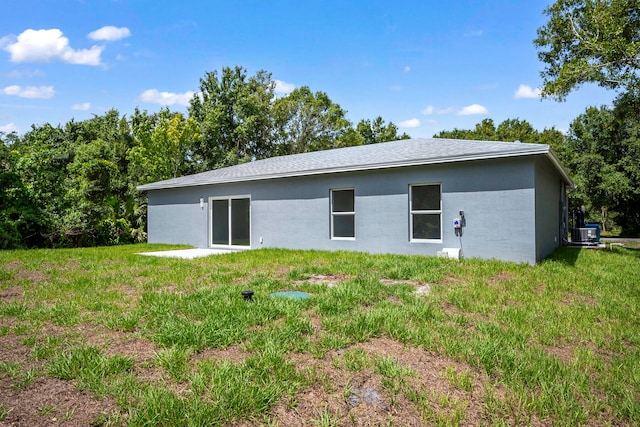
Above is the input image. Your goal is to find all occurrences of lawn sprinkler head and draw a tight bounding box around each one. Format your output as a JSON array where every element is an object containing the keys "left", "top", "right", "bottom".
[{"left": 242, "top": 290, "right": 254, "bottom": 301}]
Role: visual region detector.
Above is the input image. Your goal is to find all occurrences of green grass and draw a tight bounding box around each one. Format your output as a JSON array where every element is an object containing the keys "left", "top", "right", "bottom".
[{"left": 0, "top": 243, "right": 639, "bottom": 425}]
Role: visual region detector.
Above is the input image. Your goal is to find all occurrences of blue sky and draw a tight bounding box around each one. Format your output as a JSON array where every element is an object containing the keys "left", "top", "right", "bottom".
[{"left": 0, "top": 0, "right": 615, "bottom": 138}]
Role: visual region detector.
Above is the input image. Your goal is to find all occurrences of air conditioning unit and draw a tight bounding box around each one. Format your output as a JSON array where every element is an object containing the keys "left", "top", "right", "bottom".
[{"left": 571, "top": 227, "right": 596, "bottom": 243}]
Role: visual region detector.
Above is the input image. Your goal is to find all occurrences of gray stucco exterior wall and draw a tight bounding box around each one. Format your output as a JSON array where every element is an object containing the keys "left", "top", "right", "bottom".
[
  {"left": 145, "top": 155, "right": 561, "bottom": 264},
  {"left": 534, "top": 156, "right": 565, "bottom": 261}
]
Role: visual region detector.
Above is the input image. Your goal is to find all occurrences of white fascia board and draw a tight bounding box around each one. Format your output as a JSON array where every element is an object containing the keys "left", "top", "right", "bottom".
[{"left": 545, "top": 149, "right": 575, "bottom": 188}]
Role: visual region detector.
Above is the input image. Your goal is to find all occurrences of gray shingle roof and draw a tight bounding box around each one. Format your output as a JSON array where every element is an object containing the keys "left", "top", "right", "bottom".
[{"left": 137, "top": 137, "right": 572, "bottom": 191}]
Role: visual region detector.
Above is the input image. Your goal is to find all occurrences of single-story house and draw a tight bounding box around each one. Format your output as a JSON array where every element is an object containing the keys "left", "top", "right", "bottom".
[{"left": 137, "top": 138, "right": 574, "bottom": 264}]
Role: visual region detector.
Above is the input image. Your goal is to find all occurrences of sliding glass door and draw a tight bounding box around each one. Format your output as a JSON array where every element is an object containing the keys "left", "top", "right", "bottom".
[{"left": 210, "top": 196, "right": 250, "bottom": 247}]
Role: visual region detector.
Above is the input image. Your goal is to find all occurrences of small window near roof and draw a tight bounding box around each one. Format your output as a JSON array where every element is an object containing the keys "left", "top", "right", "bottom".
[
  {"left": 331, "top": 189, "right": 355, "bottom": 239},
  {"left": 410, "top": 184, "right": 441, "bottom": 241}
]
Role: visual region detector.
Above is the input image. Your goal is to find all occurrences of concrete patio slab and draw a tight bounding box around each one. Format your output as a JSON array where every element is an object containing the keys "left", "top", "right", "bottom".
[{"left": 137, "top": 248, "right": 238, "bottom": 259}]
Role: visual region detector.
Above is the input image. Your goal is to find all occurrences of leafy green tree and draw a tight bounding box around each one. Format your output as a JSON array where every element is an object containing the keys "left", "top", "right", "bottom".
[
  {"left": 128, "top": 108, "right": 200, "bottom": 184},
  {"left": 62, "top": 110, "right": 143, "bottom": 246},
  {"left": 566, "top": 93, "right": 640, "bottom": 234},
  {"left": 534, "top": 0, "right": 640, "bottom": 100},
  {"left": 0, "top": 132, "right": 42, "bottom": 248},
  {"left": 1, "top": 110, "right": 141, "bottom": 247},
  {"left": 435, "top": 118, "right": 559, "bottom": 145},
  {"left": 435, "top": 118, "right": 497, "bottom": 141},
  {"left": 535, "top": 128, "right": 567, "bottom": 161},
  {"left": 433, "top": 127, "right": 472, "bottom": 140},
  {"left": 355, "top": 116, "right": 410, "bottom": 144},
  {"left": 189, "top": 66, "right": 275, "bottom": 169},
  {"left": 64, "top": 138, "right": 121, "bottom": 245},
  {"left": 273, "top": 86, "right": 359, "bottom": 154},
  {"left": 11, "top": 123, "right": 74, "bottom": 246},
  {"left": 496, "top": 119, "right": 536, "bottom": 143},
  {"left": 471, "top": 118, "right": 499, "bottom": 141}
]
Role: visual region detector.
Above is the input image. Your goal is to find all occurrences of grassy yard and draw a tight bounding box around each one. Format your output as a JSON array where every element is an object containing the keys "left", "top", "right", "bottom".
[{"left": 0, "top": 243, "right": 638, "bottom": 426}]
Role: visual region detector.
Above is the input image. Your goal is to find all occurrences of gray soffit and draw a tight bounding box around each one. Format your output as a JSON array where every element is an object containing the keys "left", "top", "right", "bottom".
[{"left": 137, "top": 138, "right": 573, "bottom": 191}]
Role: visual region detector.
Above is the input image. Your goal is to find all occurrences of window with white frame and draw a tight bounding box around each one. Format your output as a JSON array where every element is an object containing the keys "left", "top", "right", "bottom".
[
  {"left": 410, "top": 184, "right": 442, "bottom": 241},
  {"left": 330, "top": 188, "right": 355, "bottom": 239}
]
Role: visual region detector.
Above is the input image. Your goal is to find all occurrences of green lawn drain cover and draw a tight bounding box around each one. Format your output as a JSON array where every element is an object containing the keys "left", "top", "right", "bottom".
[{"left": 269, "top": 291, "right": 312, "bottom": 300}]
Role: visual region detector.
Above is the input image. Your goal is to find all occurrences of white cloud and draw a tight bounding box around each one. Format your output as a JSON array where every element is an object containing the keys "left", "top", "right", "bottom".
[
  {"left": 72, "top": 102, "right": 91, "bottom": 111},
  {"left": 514, "top": 84, "right": 541, "bottom": 99},
  {"left": 2, "top": 85, "right": 55, "bottom": 99},
  {"left": 139, "top": 89, "right": 195, "bottom": 106},
  {"left": 0, "top": 36, "right": 12, "bottom": 51},
  {"left": 5, "top": 69, "right": 46, "bottom": 79},
  {"left": 0, "top": 123, "right": 18, "bottom": 133},
  {"left": 421, "top": 105, "right": 455, "bottom": 115},
  {"left": 403, "top": 66, "right": 410, "bottom": 73},
  {"left": 4, "top": 29, "right": 103, "bottom": 65},
  {"left": 274, "top": 80, "right": 295, "bottom": 94},
  {"left": 457, "top": 104, "right": 489, "bottom": 115},
  {"left": 421, "top": 105, "right": 434, "bottom": 115},
  {"left": 88, "top": 26, "right": 131, "bottom": 41},
  {"left": 398, "top": 118, "right": 421, "bottom": 128}
]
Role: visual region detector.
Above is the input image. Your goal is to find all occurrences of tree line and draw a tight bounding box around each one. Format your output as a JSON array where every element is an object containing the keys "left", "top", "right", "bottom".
[
  {"left": 0, "top": 66, "right": 410, "bottom": 249},
  {"left": 532, "top": 0, "right": 640, "bottom": 235},
  {"left": 2, "top": 68, "right": 638, "bottom": 250},
  {"left": 436, "top": 101, "right": 640, "bottom": 235},
  {"left": 2, "top": 0, "right": 639, "bottom": 248}
]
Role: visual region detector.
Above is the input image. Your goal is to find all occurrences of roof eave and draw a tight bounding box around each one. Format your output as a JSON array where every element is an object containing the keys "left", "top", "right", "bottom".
[{"left": 545, "top": 149, "right": 575, "bottom": 188}]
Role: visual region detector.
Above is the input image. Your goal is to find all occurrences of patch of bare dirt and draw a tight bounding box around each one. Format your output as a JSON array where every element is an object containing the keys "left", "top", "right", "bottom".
[
  {"left": 13, "top": 269, "right": 49, "bottom": 284},
  {"left": 441, "top": 274, "right": 467, "bottom": 286},
  {"left": 439, "top": 302, "right": 491, "bottom": 326},
  {"left": 544, "top": 336, "right": 624, "bottom": 368},
  {"left": 269, "top": 265, "right": 291, "bottom": 278},
  {"left": 387, "top": 295, "right": 402, "bottom": 305},
  {"left": 158, "top": 284, "right": 182, "bottom": 295},
  {"left": 585, "top": 340, "right": 625, "bottom": 359},
  {"left": 105, "top": 335, "right": 159, "bottom": 363},
  {"left": 4, "top": 261, "right": 21, "bottom": 271},
  {"left": 115, "top": 283, "right": 143, "bottom": 304},
  {"left": 133, "top": 276, "right": 149, "bottom": 286},
  {"left": 271, "top": 350, "right": 425, "bottom": 427},
  {"left": 543, "top": 338, "right": 575, "bottom": 363},
  {"left": 380, "top": 279, "right": 431, "bottom": 296},
  {"left": 488, "top": 271, "right": 516, "bottom": 286},
  {"left": 193, "top": 345, "right": 253, "bottom": 365},
  {"left": 296, "top": 274, "right": 351, "bottom": 288},
  {"left": 264, "top": 337, "right": 512, "bottom": 426},
  {"left": 562, "top": 292, "right": 597, "bottom": 306},
  {"left": 0, "top": 287, "right": 24, "bottom": 303},
  {"left": 35, "top": 322, "right": 159, "bottom": 365},
  {"left": 0, "top": 332, "right": 37, "bottom": 368},
  {"left": 64, "top": 260, "right": 80, "bottom": 269},
  {"left": 0, "top": 376, "right": 122, "bottom": 426},
  {"left": 79, "top": 324, "right": 160, "bottom": 363},
  {"left": 307, "top": 312, "right": 323, "bottom": 334}
]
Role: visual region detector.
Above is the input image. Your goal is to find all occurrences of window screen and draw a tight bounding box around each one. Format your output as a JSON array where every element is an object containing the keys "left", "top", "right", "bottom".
[
  {"left": 410, "top": 184, "right": 441, "bottom": 241},
  {"left": 331, "top": 189, "right": 355, "bottom": 239}
]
